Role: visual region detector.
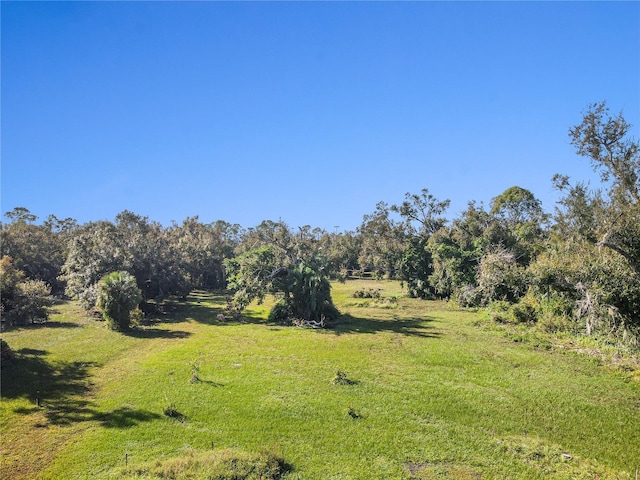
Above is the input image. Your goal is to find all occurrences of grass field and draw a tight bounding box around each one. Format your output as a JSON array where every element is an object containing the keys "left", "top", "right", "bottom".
[{"left": 1, "top": 280, "right": 639, "bottom": 479}]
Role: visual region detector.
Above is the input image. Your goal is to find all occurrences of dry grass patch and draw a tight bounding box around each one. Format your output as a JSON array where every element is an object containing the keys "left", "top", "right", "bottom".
[{"left": 120, "top": 448, "right": 290, "bottom": 479}]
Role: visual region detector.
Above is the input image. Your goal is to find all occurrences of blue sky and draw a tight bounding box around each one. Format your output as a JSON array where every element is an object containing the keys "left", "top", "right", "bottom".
[{"left": 2, "top": 1, "right": 638, "bottom": 232}]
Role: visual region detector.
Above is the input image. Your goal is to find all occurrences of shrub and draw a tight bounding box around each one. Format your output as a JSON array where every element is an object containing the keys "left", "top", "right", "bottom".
[
  {"left": 353, "top": 288, "right": 381, "bottom": 299},
  {"left": 1, "top": 339, "right": 15, "bottom": 367},
  {"left": 188, "top": 358, "right": 201, "bottom": 383},
  {"left": 455, "top": 284, "right": 481, "bottom": 308},
  {"left": 272, "top": 260, "right": 340, "bottom": 325},
  {"left": 511, "top": 302, "right": 538, "bottom": 324},
  {"left": 10, "top": 279, "right": 53, "bottom": 325},
  {"left": 96, "top": 271, "right": 143, "bottom": 331},
  {"left": 537, "top": 312, "right": 575, "bottom": 334},
  {"left": 332, "top": 369, "right": 355, "bottom": 385},
  {"left": 489, "top": 300, "right": 512, "bottom": 323},
  {"left": 163, "top": 401, "right": 184, "bottom": 420},
  {"left": 476, "top": 246, "right": 528, "bottom": 305},
  {"left": 0, "top": 256, "right": 52, "bottom": 325},
  {"left": 268, "top": 300, "right": 293, "bottom": 324}
]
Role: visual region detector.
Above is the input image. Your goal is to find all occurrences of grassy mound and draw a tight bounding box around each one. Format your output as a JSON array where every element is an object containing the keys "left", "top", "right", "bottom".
[{"left": 121, "top": 448, "right": 289, "bottom": 479}]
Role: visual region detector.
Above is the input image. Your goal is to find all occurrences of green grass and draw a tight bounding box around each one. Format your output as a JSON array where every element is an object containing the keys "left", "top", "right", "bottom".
[{"left": 1, "top": 280, "right": 639, "bottom": 479}]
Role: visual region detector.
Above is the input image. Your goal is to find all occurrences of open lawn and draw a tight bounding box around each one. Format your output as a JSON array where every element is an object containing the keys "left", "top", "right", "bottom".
[{"left": 1, "top": 280, "right": 639, "bottom": 479}]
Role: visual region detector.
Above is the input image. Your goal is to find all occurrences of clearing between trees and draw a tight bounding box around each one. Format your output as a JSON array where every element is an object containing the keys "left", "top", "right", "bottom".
[{"left": 1, "top": 280, "right": 638, "bottom": 479}]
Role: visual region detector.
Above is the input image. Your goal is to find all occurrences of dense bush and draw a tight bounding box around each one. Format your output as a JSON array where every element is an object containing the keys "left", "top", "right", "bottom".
[
  {"left": 352, "top": 288, "right": 381, "bottom": 299},
  {"left": 276, "top": 260, "right": 340, "bottom": 324},
  {"left": 10, "top": 279, "right": 53, "bottom": 324},
  {"left": 226, "top": 244, "right": 340, "bottom": 327},
  {"left": 0, "top": 256, "right": 52, "bottom": 325},
  {"left": 96, "top": 271, "right": 143, "bottom": 331},
  {"left": 268, "top": 300, "right": 293, "bottom": 324}
]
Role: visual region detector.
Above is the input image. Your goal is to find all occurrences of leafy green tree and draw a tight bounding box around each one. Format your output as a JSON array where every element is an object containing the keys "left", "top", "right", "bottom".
[
  {"left": 112, "top": 211, "right": 190, "bottom": 301},
  {"left": 316, "top": 230, "right": 362, "bottom": 277},
  {"left": 533, "top": 102, "right": 640, "bottom": 341},
  {"left": 490, "top": 186, "right": 549, "bottom": 265},
  {"left": 4, "top": 207, "right": 37, "bottom": 224},
  {"left": 398, "top": 236, "right": 434, "bottom": 298},
  {"left": 61, "top": 221, "right": 122, "bottom": 309},
  {"left": 96, "top": 271, "right": 143, "bottom": 331},
  {"left": 236, "top": 220, "right": 325, "bottom": 269},
  {"left": 358, "top": 202, "right": 406, "bottom": 277},
  {"left": 0, "top": 256, "right": 24, "bottom": 314},
  {"left": 426, "top": 187, "right": 546, "bottom": 305},
  {"left": 225, "top": 246, "right": 339, "bottom": 326},
  {"left": 170, "top": 218, "right": 242, "bottom": 289},
  {"left": 490, "top": 186, "right": 547, "bottom": 228},
  {"left": 391, "top": 188, "right": 450, "bottom": 237},
  {"left": 224, "top": 245, "right": 279, "bottom": 311},
  {"left": 1, "top": 209, "right": 74, "bottom": 295},
  {"left": 391, "top": 188, "right": 450, "bottom": 298},
  {"left": 427, "top": 202, "right": 494, "bottom": 299},
  {"left": 566, "top": 101, "right": 640, "bottom": 273},
  {"left": 61, "top": 211, "right": 190, "bottom": 309}
]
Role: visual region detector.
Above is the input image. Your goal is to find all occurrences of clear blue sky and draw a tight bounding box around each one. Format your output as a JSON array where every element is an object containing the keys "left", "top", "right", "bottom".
[{"left": 2, "top": 1, "right": 638, "bottom": 232}]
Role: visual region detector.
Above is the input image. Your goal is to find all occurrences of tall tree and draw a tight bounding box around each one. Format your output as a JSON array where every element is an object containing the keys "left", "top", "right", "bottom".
[
  {"left": 61, "top": 221, "right": 122, "bottom": 309},
  {"left": 224, "top": 246, "right": 339, "bottom": 325},
  {"left": 358, "top": 202, "right": 406, "bottom": 277},
  {"left": 1, "top": 209, "right": 74, "bottom": 294},
  {"left": 490, "top": 186, "right": 549, "bottom": 265},
  {"left": 536, "top": 102, "right": 640, "bottom": 340},
  {"left": 391, "top": 188, "right": 450, "bottom": 298},
  {"left": 317, "top": 230, "right": 362, "bottom": 277},
  {"left": 169, "top": 217, "right": 242, "bottom": 289},
  {"left": 428, "top": 201, "right": 492, "bottom": 299},
  {"left": 391, "top": 188, "right": 450, "bottom": 237},
  {"left": 566, "top": 101, "right": 640, "bottom": 273},
  {"left": 61, "top": 211, "right": 190, "bottom": 309}
]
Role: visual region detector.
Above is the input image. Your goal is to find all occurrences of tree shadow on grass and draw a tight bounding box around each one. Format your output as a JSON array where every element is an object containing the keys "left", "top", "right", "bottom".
[
  {"left": 191, "top": 379, "right": 225, "bottom": 387},
  {"left": 147, "top": 291, "right": 230, "bottom": 326},
  {"left": 144, "top": 292, "right": 442, "bottom": 340},
  {"left": 1, "top": 320, "right": 81, "bottom": 332},
  {"left": 332, "top": 313, "right": 442, "bottom": 338},
  {"left": 94, "top": 407, "right": 162, "bottom": 428},
  {"left": 155, "top": 291, "right": 273, "bottom": 328},
  {"left": 124, "top": 327, "right": 192, "bottom": 339},
  {"left": 4, "top": 349, "right": 160, "bottom": 428},
  {"left": 1, "top": 348, "right": 91, "bottom": 402}
]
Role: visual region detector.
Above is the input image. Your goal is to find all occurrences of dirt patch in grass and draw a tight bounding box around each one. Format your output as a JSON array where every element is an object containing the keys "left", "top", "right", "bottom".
[{"left": 1, "top": 412, "right": 76, "bottom": 480}]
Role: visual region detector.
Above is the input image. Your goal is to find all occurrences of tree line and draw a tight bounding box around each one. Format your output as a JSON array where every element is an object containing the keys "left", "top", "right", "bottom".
[{"left": 1, "top": 102, "right": 638, "bottom": 344}]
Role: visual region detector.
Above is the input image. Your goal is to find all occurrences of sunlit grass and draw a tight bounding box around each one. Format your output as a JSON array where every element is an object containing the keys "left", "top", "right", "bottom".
[{"left": 1, "top": 281, "right": 639, "bottom": 479}]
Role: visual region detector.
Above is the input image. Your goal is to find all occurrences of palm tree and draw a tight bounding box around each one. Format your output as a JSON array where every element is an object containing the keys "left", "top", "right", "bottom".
[{"left": 97, "top": 271, "right": 142, "bottom": 331}]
